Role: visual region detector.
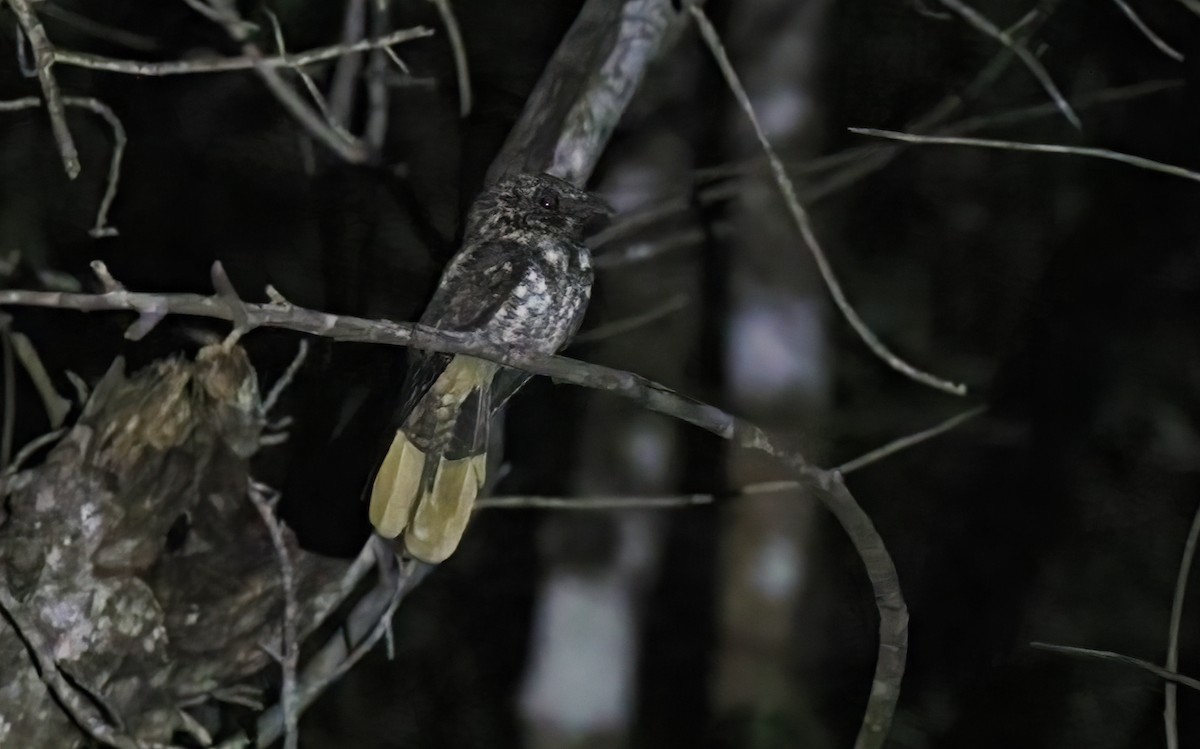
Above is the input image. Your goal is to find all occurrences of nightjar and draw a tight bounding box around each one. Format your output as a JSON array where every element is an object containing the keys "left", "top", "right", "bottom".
[{"left": 369, "top": 173, "right": 612, "bottom": 562}]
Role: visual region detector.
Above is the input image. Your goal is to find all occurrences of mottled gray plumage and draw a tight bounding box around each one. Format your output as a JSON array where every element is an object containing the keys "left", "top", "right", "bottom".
[{"left": 370, "top": 173, "right": 611, "bottom": 562}]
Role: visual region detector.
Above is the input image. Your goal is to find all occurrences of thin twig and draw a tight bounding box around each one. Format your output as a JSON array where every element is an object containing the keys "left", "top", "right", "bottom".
[
  {"left": 262, "top": 340, "right": 309, "bottom": 413},
  {"left": 936, "top": 0, "right": 1080, "bottom": 129},
  {"left": 1164, "top": 500, "right": 1200, "bottom": 749},
  {"left": 184, "top": 0, "right": 398, "bottom": 163},
  {"left": 62, "top": 98, "right": 125, "bottom": 238},
  {"left": 3, "top": 427, "right": 66, "bottom": 476},
  {"left": 247, "top": 481, "right": 299, "bottom": 749},
  {"left": 53, "top": 27, "right": 434, "bottom": 76},
  {"left": 1177, "top": 0, "right": 1200, "bottom": 18},
  {"left": 691, "top": 5, "right": 966, "bottom": 399},
  {"left": 0, "top": 586, "right": 140, "bottom": 749},
  {"left": 364, "top": 1, "right": 391, "bottom": 156},
  {"left": 942, "top": 79, "right": 1181, "bottom": 140},
  {"left": 835, "top": 406, "right": 986, "bottom": 474},
  {"left": 10, "top": 330, "right": 71, "bottom": 428},
  {"left": 548, "top": 0, "right": 675, "bottom": 184},
  {"left": 0, "top": 261, "right": 907, "bottom": 748},
  {"left": 215, "top": 555, "right": 428, "bottom": 749},
  {"left": 1110, "top": 0, "right": 1183, "bottom": 62},
  {"left": 477, "top": 495, "right": 714, "bottom": 510},
  {"left": 1031, "top": 642, "right": 1200, "bottom": 691},
  {"left": 848, "top": 128, "right": 1200, "bottom": 183},
  {"left": 1, "top": 322, "right": 14, "bottom": 470},
  {"left": 0, "top": 96, "right": 126, "bottom": 236},
  {"left": 428, "top": 0, "right": 471, "bottom": 116},
  {"left": 481, "top": 405, "right": 984, "bottom": 509},
  {"left": 328, "top": 0, "right": 368, "bottom": 125},
  {"left": 262, "top": 10, "right": 359, "bottom": 149},
  {"left": 7, "top": 0, "right": 81, "bottom": 178},
  {"left": 38, "top": 5, "right": 159, "bottom": 52},
  {"left": 603, "top": 73, "right": 1176, "bottom": 253},
  {"left": 571, "top": 293, "right": 689, "bottom": 344}
]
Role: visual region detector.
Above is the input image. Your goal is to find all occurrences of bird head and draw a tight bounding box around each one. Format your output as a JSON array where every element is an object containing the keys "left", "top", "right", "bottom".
[{"left": 464, "top": 173, "right": 614, "bottom": 245}]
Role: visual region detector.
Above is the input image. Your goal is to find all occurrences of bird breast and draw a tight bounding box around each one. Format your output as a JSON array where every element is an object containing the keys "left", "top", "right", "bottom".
[{"left": 492, "top": 259, "right": 591, "bottom": 353}]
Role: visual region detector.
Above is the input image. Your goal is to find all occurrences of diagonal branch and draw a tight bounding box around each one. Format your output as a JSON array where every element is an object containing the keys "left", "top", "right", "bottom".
[
  {"left": 7, "top": 0, "right": 81, "bottom": 178},
  {"left": 690, "top": 4, "right": 966, "bottom": 399},
  {"left": 247, "top": 481, "right": 300, "bottom": 749},
  {"left": 1031, "top": 642, "right": 1200, "bottom": 692},
  {"left": 1164, "top": 500, "right": 1200, "bottom": 749},
  {"left": 936, "top": 0, "right": 1081, "bottom": 129},
  {"left": 0, "top": 256, "right": 906, "bottom": 749},
  {"left": 428, "top": 0, "right": 472, "bottom": 117},
  {"left": 52, "top": 27, "right": 433, "bottom": 76},
  {"left": 1110, "top": 0, "right": 1183, "bottom": 62},
  {"left": 848, "top": 128, "right": 1200, "bottom": 183},
  {"left": 185, "top": 0, "right": 369, "bottom": 163}
]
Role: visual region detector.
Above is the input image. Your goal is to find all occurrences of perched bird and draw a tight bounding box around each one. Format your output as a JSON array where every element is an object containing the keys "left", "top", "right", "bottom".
[{"left": 369, "top": 173, "right": 612, "bottom": 562}]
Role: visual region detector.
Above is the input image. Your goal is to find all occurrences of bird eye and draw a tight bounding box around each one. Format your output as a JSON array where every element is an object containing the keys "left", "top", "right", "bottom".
[{"left": 537, "top": 191, "right": 558, "bottom": 211}]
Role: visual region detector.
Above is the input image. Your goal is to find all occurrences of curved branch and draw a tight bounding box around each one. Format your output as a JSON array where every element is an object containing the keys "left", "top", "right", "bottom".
[{"left": 1, "top": 258, "right": 907, "bottom": 749}]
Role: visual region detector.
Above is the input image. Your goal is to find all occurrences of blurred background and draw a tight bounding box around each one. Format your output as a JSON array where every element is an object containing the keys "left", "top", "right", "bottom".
[{"left": 1, "top": 0, "right": 1199, "bottom": 747}]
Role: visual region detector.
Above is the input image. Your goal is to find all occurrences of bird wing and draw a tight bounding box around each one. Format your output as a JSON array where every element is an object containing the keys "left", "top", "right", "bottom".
[{"left": 398, "top": 241, "right": 531, "bottom": 423}]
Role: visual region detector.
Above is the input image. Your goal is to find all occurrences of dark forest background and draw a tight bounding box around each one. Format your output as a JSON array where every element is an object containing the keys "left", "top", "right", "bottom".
[{"left": 1, "top": 0, "right": 1199, "bottom": 747}]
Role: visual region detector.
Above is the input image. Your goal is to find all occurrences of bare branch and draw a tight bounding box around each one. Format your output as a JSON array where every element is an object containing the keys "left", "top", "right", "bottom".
[
  {"left": 247, "top": 481, "right": 300, "bottom": 749},
  {"left": 1165, "top": 501, "right": 1200, "bottom": 749},
  {"left": 262, "top": 340, "right": 310, "bottom": 414},
  {"left": 848, "top": 128, "right": 1200, "bottom": 183},
  {"left": 1, "top": 321, "right": 13, "bottom": 469},
  {"left": 549, "top": 0, "right": 675, "bottom": 184},
  {"left": 1031, "top": 642, "right": 1200, "bottom": 691},
  {"left": 38, "top": 5, "right": 158, "bottom": 52},
  {"left": 64, "top": 97, "right": 126, "bottom": 237},
  {"left": 690, "top": 4, "right": 967, "bottom": 399},
  {"left": 0, "top": 260, "right": 911, "bottom": 748},
  {"left": 216, "top": 552, "right": 430, "bottom": 749},
  {"left": 935, "top": 0, "right": 1081, "bottom": 129},
  {"left": 1176, "top": 0, "right": 1200, "bottom": 18},
  {"left": 489, "top": 0, "right": 678, "bottom": 185},
  {"left": 571, "top": 293, "right": 689, "bottom": 344},
  {"left": 328, "top": 0, "right": 368, "bottom": 124},
  {"left": 363, "top": 2, "right": 391, "bottom": 156},
  {"left": 477, "top": 495, "right": 713, "bottom": 510},
  {"left": 181, "top": 0, "right": 415, "bottom": 163},
  {"left": 428, "top": 0, "right": 472, "bottom": 116},
  {"left": 52, "top": 27, "right": 433, "bottom": 76},
  {"left": 3, "top": 428, "right": 65, "bottom": 476},
  {"left": 262, "top": 10, "right": 359, "bottom": 150},
  {"left": 0, "top": 96, "right": 127, "bottom": 236},
  {"left": 10, "top": 330, "right": 71, "bottom": 428},
  {"left": 481, "top": 405, "right": 984, "bottom": 509},
  {"left": 1110, "top": 0, "right": 1183, "bottom": 62},
  {"left": 835, "top": 406, "right": 986, "bottom": 474},
  {"left": 7, "top": 0, "right": 81, "bottom": 178}
]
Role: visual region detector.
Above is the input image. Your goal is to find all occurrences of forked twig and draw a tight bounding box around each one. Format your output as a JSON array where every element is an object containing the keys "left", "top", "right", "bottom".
[
  {"left": 1164, "top": 501, "right": 1200, "bottom": 749},
  {"left": 691, "top": 5, "right": 967, "bottom": 398},
  {"left": 428, "top": 0, "right": 472, "bottom": 116},
  {"left": 53, "top": 27, "right": 433, "bottom": 76},
  {"left": 936, "top": 0, "right": 1080, "bottom": 129},
  {"left": 247, "top": 481, "right": 299, "bottom": 749},
  {"left": 848, "top": 128, "right": 1200, "bottom": 184},
  {"left": 8, "top": 0, "right": 80, "bottom": 178},
  {"left": 1110, "top": 0, "right": 1183, "bottom": 62},
  {"left": 1031, "top": 642, "right": 1200, "bottom": 692},
  {"left": 0, "top": 96, "right": 126, "bottom": 236}
]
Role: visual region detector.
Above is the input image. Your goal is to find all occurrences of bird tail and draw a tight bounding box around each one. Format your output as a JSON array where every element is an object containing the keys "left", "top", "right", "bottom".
[{"left": 369, "top": 356, "right": 494, "bottom": 563}]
